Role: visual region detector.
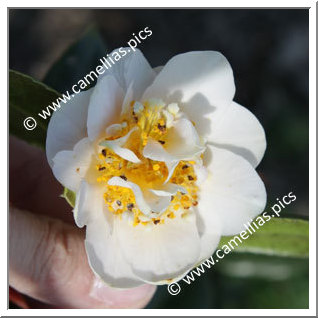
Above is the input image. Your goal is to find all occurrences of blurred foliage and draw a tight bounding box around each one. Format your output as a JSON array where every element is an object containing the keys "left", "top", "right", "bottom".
[
  {"left": 147, "top": 253, "right": 308, "bottom": 309},
  {"left": 9, "top": 69, "right": 60, "bottom": 148},
  {"left": 43, "top": 27, "right": 106, "bottom": 93},
  {"left": 219, "top": 218, "right": 309, "bottom": 258}
]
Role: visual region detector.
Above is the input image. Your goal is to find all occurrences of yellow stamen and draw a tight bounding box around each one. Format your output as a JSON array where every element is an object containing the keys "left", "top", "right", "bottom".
[{"left": 95, "top": 100, "right": 200, "bottom": 225}]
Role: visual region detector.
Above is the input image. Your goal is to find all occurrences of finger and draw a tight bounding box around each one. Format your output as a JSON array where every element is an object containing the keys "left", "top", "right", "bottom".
[
  {"left": 9, "top": 136, "right": 73, "bottom": 223},
  {"left": 9, "top": 206, "right": 156, "bottom": 308}
]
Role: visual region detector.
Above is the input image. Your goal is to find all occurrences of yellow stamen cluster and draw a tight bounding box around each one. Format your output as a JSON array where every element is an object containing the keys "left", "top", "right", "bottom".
[
  {"left": 96, "top": 150, "right": 125, "bottom": 183},
  {"left": 95, "top": 100, "right": 199, "bottom": 226}
]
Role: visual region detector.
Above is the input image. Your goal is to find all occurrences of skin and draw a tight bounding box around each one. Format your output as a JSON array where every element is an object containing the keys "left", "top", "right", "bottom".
[{"left": 9, "top": 136, "right": 157, "bottom": 309}]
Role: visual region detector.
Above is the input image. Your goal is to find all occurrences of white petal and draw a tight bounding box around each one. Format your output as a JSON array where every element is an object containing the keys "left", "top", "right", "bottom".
[
  {"left": 144, "top": 191, "right": 172, "bottom": 214},
  {"left": 87, "top": 75, "right": 124, "bottom": 141},
  {"left": 105, "top": 123, "right": 123, "bottom": 137},
  {"left": 142, "top": 51, "right": 235, "bottom": 136},
  {"left": 195, "top": 208, "right": 222, "bottom": 261},
  {"left": 162, "top": 109, "right": 174, "bottom": 128},
  {"left": 208, "top": 101, "right": 266, "bottom": 167},
  {"left": 84, "top": 198, "right": 143, "bottom": 288},
  {"left": 73, "top": 181, "right": 103, "bottom": 228},
  {"left": 100, "top": 127, "right": 140, "bottom": 163},
  {"left": 144, "top": 118, "right": 204, "bottom": 162},
  {"left": 46, "top": 89, "right": 93, "bottom": 168},
  {"left": 143, "top": 51, "right": 235, "bottom": 104},
  {"left": 150, "top": 183, "right": 186, "bottom": 196},
  {"left": 111, "top": 147, "right": 140, "bottom": 164},
  {"left": 107, "top": 177, "right": 172, "bottom": 215},
  {"left": 193, "top": 163, "right": 209, "bottom": 185},
  {"left": 143, "top": 118, "right": 205, "bottom": 183},
  {"left": 164, "top": 118, "right": 205, "bottom": 159},
  {"left": 52, "top": 138, "right": 93, "bottom": 192},
  {"left": 116, "top": 214, "right": 201, "bottom": 283},
  {"left": 143, "top": 138, "right": 175, "bottom": 162},
  {"left": 108, "top": 177, "right": 152, "bottom": 215},
  {"left": 200, "top": 145, "right": 267, "bottom": 236},
  {"left": 143, "top": 139, "right": 175, "bottom": 167},
  {"left": 167, "top": 103, "right": 180, "bottom": 116},
  {"left": 99, "top": 48, "right": 156, "bottom": 101},
  {"left": 165, "top": 161, "right": 179, "bottom": 184},
  {"left": 121, "top": 81, "right": 134, "bottom": 117},
  {"left": 142, "top": 140, "right": 178, "bottom": 183}
]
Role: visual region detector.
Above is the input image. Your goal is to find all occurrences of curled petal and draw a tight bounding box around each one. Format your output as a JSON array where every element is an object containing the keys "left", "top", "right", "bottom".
[
  {"left": 105, "top": 123, "right": 124, "bottom": 137},
  {"left": 52, "top": 137, "right": 93, "bottom": 192},
  {"left": 107, "top": 177, "right": 157, "bottom": 215},
  {"left": 100, "top": 127, "right": 140, "bottom": 163},
  {"left": 144, "top": 118, "right": 204, "bottom": 162},
  {"left": 164, "top": 118, "right": 205, "bottom": 159},
  {"left": 142, "top": 140, "right": 178, "bottom": 183},
  {"left": 150, "top": 183, "right": 187, "bottom": 197},
  {"left": 107, "top": 177, "right": 179, "bottom": 215},
  {"left": 165, "top": 161, "right": 180, "bottom": 184},
  {"left": 143, "top": 118, "right": 205, "bottom": 182},
  {"left": 143, "top": 138, "right": 175, "bottom": 162},
  {"left": 143, "top": 191, "right": 171, "bottom": 215}
]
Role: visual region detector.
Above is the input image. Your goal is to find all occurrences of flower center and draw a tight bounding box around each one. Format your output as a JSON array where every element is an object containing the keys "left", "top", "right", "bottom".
[{"left": 94, "top": 99, "right": 200, "bottom": 226}]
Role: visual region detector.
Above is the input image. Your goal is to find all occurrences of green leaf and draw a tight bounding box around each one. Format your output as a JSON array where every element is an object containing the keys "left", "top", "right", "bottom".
[
  {"left": 9, "top": 69, "right": 60, "bottom": 148},
  {"left": 43, "top": 26, "right": 106, "bottom": 93},
  {"left": 62, "top": 187, "right": 76, "bottom": 208},
  {"left": 218, "top": 218, "right": 309, "bottom": 258}
]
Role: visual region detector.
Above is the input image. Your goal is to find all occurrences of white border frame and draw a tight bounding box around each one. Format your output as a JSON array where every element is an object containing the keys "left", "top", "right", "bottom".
[{"left": 3, "top": 1, "right": 316, "bottom": 316}]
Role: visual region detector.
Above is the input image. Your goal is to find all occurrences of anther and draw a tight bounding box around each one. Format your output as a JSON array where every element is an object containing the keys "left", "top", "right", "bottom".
[
  {"left": 127, "top": 203, "right": 134, "bottom": 211},
  {"left": 157, "top": 123, "right": 166, "bottom": 132}
]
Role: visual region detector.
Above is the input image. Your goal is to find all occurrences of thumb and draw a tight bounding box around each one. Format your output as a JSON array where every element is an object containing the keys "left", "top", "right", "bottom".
[{"left": 9, "top": 206, "right": 156, "bottom": 308}]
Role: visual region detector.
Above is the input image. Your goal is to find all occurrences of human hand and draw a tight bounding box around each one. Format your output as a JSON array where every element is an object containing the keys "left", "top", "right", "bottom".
[{"left": 9, "top": 136, "right": 156, "bottom": 308}]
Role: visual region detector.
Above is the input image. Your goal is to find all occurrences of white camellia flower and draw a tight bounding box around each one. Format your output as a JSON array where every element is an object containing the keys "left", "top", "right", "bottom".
[{"left": 46, "top": 48, "right": 266, "bottom": 288}]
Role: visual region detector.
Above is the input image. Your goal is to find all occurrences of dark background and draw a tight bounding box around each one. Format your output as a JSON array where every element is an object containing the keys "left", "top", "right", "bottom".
[{"left": 9, "top": 9, "right": 309, "bottom": 308}]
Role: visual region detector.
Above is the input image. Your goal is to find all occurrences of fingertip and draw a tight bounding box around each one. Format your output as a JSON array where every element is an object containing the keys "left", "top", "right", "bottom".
[{"left": 89, "top": 276, "right": 157, "bottom": 308}]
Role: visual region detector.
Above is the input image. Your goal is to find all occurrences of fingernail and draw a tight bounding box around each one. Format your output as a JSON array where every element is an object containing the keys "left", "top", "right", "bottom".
[{"left": 89, "top": 275, "right": 156, "bottom": 308}]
